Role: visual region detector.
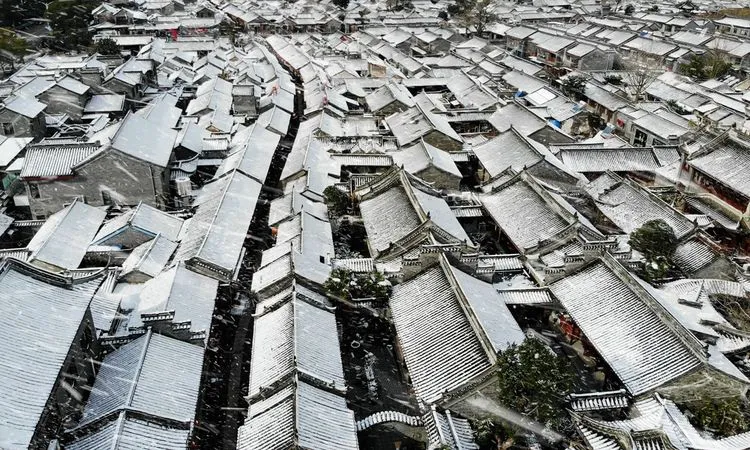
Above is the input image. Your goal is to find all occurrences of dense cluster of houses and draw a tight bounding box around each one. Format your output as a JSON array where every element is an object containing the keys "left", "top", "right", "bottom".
[{"left": 1, "top": 0, "right": 750, "bottom": 449}]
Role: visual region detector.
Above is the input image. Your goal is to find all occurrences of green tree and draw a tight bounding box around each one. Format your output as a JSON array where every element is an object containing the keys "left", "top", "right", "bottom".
[
  {"left": 332, "top": 0, "right": 350, "bottom": 10},
  {"left": 458, "top": 0, "right": 497, "bottom": 35},
  {"left": 683, "top": 397, "right": 747, "bottom": 437},
  {"left": 603, "top": 74, "right": 622, "bottom": 85},
  {"left": 496, "top": 339, "right": 575, "bottom": 429},
  {"left": 94, "top": 38, "right": 120, "bottom": 56},
  {"left": 473, "top": 418, "right": 518, "bottom": 450},
  {"left": 629, "top": 219, "right": 678, "bottom": 260},
  {"left": 46, "top": 0, "right": 98, "bottom": 50},
  {"left": 679, "top": 51, "right": 733, "bottom": 81},
  {"left": 324, "top": 268, "right": 391, "bottom": 302},
  {"left": 0, "top": 0, "right": 47, "bottom": 27},
  {"left": 0, "top": 30, "right": 28, "bottom": 58},
  {"left": 561, "top": 74, "right": 588, "bottom": 100},
  {"left": 624, "top": 4, "right": 635, "bottom": 15},
  {"left": 629, "top": 219, "right": 678, "bottom": 281},
  {"left": 323, "top": 185, "right": 351, "bottom": 217}
]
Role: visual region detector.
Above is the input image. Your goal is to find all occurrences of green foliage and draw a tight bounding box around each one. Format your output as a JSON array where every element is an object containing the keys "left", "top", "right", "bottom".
[
  {"left": 648, "top": 5, "right": 659, "bottom": 12},
  {"left": 46, "top": 0, "right": 98, "bottom": 50},
  {"left": 603, "top": 74, "right": 622, "bottom": 85},
  {"left": 323, "top": 185, "right": 351, "bottom": 217},
  {"left": 679, "top": 51, "right": 733, "bottom": 82},
  {"left": 682, "top": 397, "right": 747, "bottom": 437},
  {"left": 332, "top": 0, "right": 350, "bottom": 10},
  {"left": 624, "top": 4, "right": 635, "bottom": 15},
  {"left": 94, "top": 38, "right": 120, "bottom": 56},
  {"left": 630, "top": 219, "right": 678, "bottom": 282},
  {"left": 561, "top": 74, "right": 588, "bottom": 99},
  {"left": 472, "top": 418, "right": 518, "bottom": 449},
  {"left": 324, "top": 268, "right": 391, "bottom": 302},
  {"left": 438, "top": 10, "right": 449, "bottom": 20},
  {"left": 496, "top": 339, "right": 575, "bottom": 429},
  {"left": 629, "top": 219, "right": 678, "bottom": 260},
  {"left": 0, "top": 30, "right": 27, "bottom": 57},
  {"left": 0, "top": 0, "right": 47, "bottom": 27},
  {"left": 665, "top": 99, "right": 690, "bottom": 115},
  {"left": 452, "top": 0, "right": 497, "bottom": 34}
]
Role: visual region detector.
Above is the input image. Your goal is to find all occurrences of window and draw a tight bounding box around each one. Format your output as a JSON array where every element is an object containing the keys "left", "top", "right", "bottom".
[
  {"left": 1, "top": 122, "right": 14, "bottom": 136},
  {"left": 28, "top": 183, "right": 40, "bottom": 199},
  {"left": 633, "top": 129, "right": 648, "bottom": 147}
]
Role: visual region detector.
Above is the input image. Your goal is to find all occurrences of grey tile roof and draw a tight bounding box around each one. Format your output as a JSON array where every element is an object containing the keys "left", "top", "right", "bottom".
[
  {"left": 689, "top": 141, "right": 750, "bottom": 200},
  {"left": 550, "top": 259, "right": 703, "bottom": 395},
  {"left": 473, "top": 129, "right": 542, "bottom": 177},
  {"left": 28, "top": 199, "right": 107, "bottom": 270},
  {"left": 175, "top": 170, "right": 261, "bottom": 280},
  {"left": 111, "top": 112, "right": 178, "bottom": 167},
  {"left": 584, "top": 172, "right": 694, "bottom": 239},
  {"left": 249, "top": 295, "right": 345, "bottom": 397},
  {"left": 424, "top": 407, "right": 479, "bottom": 450},
  {"left": 20, "top": 142, "right": 100, "bottom": 178},
  {"left": 120, "top": 234, "right": 178, "bottom": 280},
  {"left": 125, "top": 263, "right": 217, "bottom": 335},
  {"left": 214, "top": 124, "right": 281, "bottom": 184},
  {"left": 558, "top": 146, "right": 679, "bottom": 173},
  {"left": 0, "top": 261, "right": 103, "bottom": 448},
  {"left": 66, "top": 412, "right": 190, "bottom": 450},
  {"left": 79, "top": 332, "right": 204, "bottom": 427},
  {"left": 94, "top": 202, "right": 185, "bottom": 245},
  {"left": 448, "top": 264, "right": 525, "bottom": 353},
  {"left": 481, "top": 176, "right": 571, "bottom": 251},
  {"left": 360, "top": 185, "right": 421, "bottom": 253},
  {"left": 237, "top": 380, "right": 359, "bottom": 450},
  {"left": 390, "top": 264, "right": 492, "bottom": 403}
]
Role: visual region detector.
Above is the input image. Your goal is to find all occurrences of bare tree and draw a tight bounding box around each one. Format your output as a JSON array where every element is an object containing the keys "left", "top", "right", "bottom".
[
  {"left": 458, "top": 0, "right": 497, "bottom": 36},
  {"left": 622, "top": 62, "right": 659, "bottom": 101}
]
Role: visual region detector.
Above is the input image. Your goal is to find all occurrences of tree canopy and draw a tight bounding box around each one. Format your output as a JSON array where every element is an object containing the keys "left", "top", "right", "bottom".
[
  {"left": 629, "top": 219, "right": 678, "bottom": 260},
  {"left": 46, "top": 0, "right": 98, "bottom": 50},
  {"left": 94, "top": 38, "right": 120, "bottom": 56},
  {"left": 324, "top": 268, "right": 391, "bottom": 302},
  {"left": 496, "top": 338, "right": 575, "bottom": 429},
  {"left": 0, "top": 30, "right": 28, "bottom": 58},
  {"left": 332, "top": 0, "right": 350, "bottom": 10},
  {"left": 679, "top": 51, "right": 733, "bottom": 82},
  {"left": 0, "top": 0, "right": 46, "bottom": 27}
]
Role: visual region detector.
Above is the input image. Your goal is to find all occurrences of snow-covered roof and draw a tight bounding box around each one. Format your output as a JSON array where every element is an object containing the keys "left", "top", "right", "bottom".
[
  {"left": 28, "top": 199, "right": 106, "bottom": 271},
  {"left": 550, "top": 256, "right": 705, "bottom": 395},
  {"left": 0, "top": 260, "right": 103, "bottom": 448},
  {"left": 78, "top": 331, "right": 204, "bottom": 427}
]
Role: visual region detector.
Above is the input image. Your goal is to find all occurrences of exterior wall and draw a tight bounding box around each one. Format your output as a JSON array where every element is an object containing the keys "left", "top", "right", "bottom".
[
  {"left": 578, "top": 50, "right": 615, "bottom": 71},
  {"left": 0, "top": 109, "right": 42, "bottom": 139},
  {"left": 102, "top": 77, "right": 138, "bottom": 99},
  {"left": 26, "top": 150, "right": 168, "bottom": 218},
  {"left": 30, "top": 310, "right": 98, "bottom": 450},
  {"left": 38, "top": 86, "right": 87, "bottom": 121}
]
